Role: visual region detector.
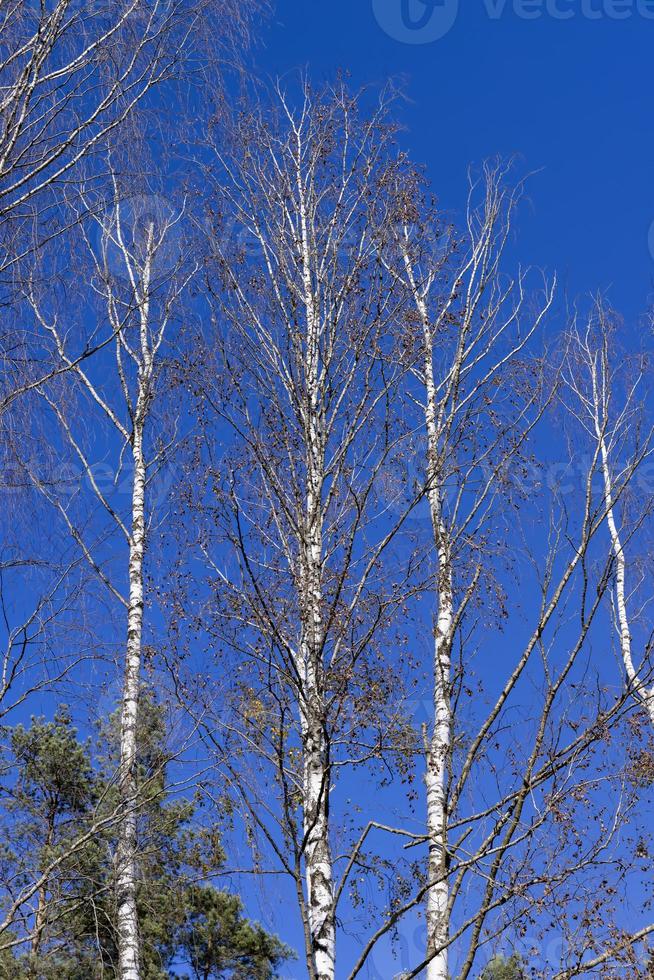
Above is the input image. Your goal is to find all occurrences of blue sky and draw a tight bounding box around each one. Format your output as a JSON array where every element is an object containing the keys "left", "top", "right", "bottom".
[{"left": 256, "top": 0, "right": 654, "bottom": 324}]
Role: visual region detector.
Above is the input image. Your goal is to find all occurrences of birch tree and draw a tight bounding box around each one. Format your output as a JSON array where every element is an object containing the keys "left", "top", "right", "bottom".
[
  {"left": 24, "top": 174, "right": 194, "bottom": 979},
  {"left": 1, "top": 2, "right": 264, "bottom": 969},
  {"left": 564, "top": 304, "right": 654, "bottom": 730},
  {"left": 351, "top": 165, "right": 654, "bottom": 979},
  {"left": 0, "top": 0, "right": 224, "bottom": 736},
  {"left": 383, "top": 163, "right": 555, "bottom": 979},
  {"left": 178, "top": 81, "right": 415, "bottom": 980}
]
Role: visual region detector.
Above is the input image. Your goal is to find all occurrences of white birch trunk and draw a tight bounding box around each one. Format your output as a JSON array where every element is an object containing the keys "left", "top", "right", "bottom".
[
  {"left": 300, "top": 553, "right": 336, "bottom": 980},
  {"left": 28, "top": 196, "right": 174, "bottom": 978},
  {"left": 116, "top": 408, "right": 146, "bottom": 980},
  {"left": 424, "top": 384, "right": 452, "bottom": 980},
  {"left": 410, "top": 272, "right": 452, "bottom": 980},
  {"left": 301, "top": 700, "right": 335, "bottom": 980},
  {"left": 299, "top": 404, "right": 336, "bottom": 980},
  {"left": 116, "top": 240, "right": 155, "bottom": 980},
  {"left": 298, "top": 491, "right": 335, "bottom": 980},
  {"left": 425, "top": 519, "right": 452, "bottom": 980},
  {"left": 297, "top": 162, "right": 336, "bottom": 979},
  {"left": 598, "top": 433, "right": 654, "bottom": 728}
]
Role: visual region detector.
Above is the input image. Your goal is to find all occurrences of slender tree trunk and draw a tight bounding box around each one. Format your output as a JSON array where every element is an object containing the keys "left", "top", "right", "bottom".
[
  {"left": 425, "top": 515, "right": 452, "bottom": 980},
  {"left": 116, "top": 409, "right": 147, "bottom": 980},
  {"left": 31, "top": 880, "right": 48, "bottom": 962},
  {"left": 31, "top": 812, "right": 55, "bottom": 963},
  {"left": 598, "top": 430, "right": 654, "bottom": 728},
  {"left": 424, "top": 426, "right": 452, "bottom": 980},
  {"left": 409, "top": 273, "right": 452, "bottom": 980},
  {"left": 301, "top": 703, "right": 334, "bottom": 980},
  {"left": 299, "top": 458, "right": 335, "bottom": 980},
  {"left": 296, "top": 153, "right": 336, "bottom": 980}
]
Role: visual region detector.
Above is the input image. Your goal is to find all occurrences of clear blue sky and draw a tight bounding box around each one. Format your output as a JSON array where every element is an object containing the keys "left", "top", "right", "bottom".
[{"left": 256, "top": 0, "right": 654, "bottom": 323}]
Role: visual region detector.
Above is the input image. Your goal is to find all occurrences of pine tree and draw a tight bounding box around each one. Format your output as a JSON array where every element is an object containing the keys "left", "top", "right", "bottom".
[
  {"left": 1, "top": 707, "right": 99, "bottom": 977},
  {"left": 0, "top": 702, "right": 291, "bottom": 979},
  {"left": 176, "top": 886, "right": 292, "bottom": 980}
]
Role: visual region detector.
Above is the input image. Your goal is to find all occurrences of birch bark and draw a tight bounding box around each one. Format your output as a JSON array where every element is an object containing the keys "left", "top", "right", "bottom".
[
  {"left": 297, "top": 159, "right": 335, "bottom": 979},
  {"left": 115, "top": 238, "right": 156, "bottom": 980},
  {"left": 115, "top": 405, "right": 147, "bottom": 980},
  {"left": 420, "top": 290, "right": 452, "bottom": 980},
  {"left": 597, "top": 408, "right": 654, "bottom": 728},
  {"left": 567, "top": 324, "right": 654, "bottom": 730},
  {"left": 29, "top": 213, "right": 166, "bottom": 979}
]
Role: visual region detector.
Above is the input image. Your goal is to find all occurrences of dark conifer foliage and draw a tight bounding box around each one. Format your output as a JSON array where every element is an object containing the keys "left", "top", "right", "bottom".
[{"left": 0, "top": 699, "right": 290, "bottom": 978}]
